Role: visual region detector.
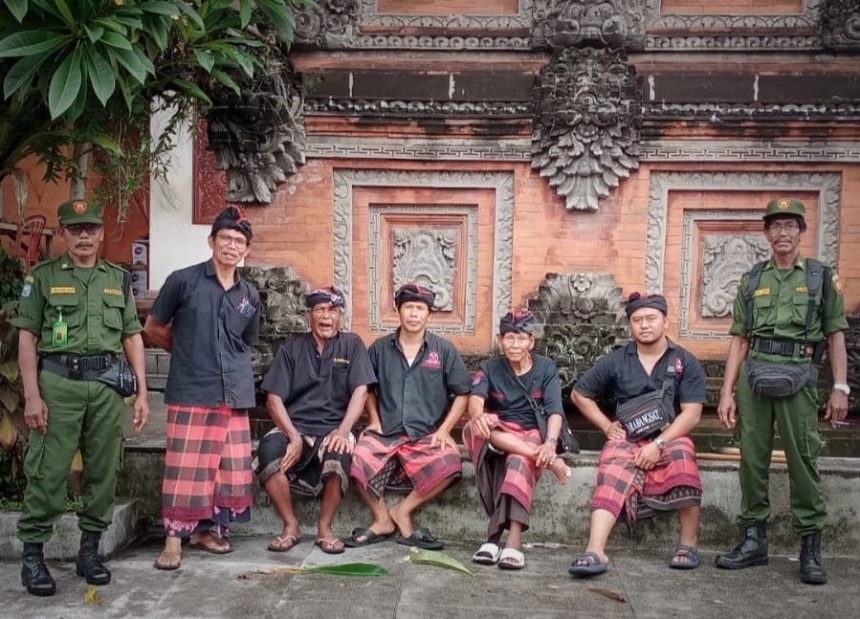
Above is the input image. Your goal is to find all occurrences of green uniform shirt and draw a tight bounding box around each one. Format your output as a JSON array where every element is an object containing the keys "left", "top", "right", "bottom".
[
  {"left": 729, "top": 255, "right": 848, "bottom": 344},
  {"left": 12, "top": 254, "right": 142, "bottom": 354}
]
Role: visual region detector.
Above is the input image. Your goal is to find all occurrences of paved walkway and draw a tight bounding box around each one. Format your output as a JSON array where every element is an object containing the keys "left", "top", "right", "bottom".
[{"left": 1, "top": 535, "right": 859, "bottom": 618}]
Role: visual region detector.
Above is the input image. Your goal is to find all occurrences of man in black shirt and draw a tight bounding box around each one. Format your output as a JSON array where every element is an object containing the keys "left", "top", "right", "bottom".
[
  {"left": 346, "top": 284, "right": 472, "bottom": 550},
  {"left": 256, "top": 287, "right": 376, "bottom": 554}
]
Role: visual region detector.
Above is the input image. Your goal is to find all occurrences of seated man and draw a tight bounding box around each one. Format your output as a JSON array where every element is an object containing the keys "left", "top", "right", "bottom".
[
  {"left": 463, "top": 311, "right": 572, "bottom": 571},
  {"left": 346, "top": 283, "right": 472, "bottom": 550},
  {"left": 568, "top": 293, "right": 705, "bottom": 576},
  {"left": 256, "top": 287, "right": 376, "bottom": 554}
]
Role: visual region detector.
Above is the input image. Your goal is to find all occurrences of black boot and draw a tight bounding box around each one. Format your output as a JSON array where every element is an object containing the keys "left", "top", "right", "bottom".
[
  {"left": 76, "top": 531, "right": 111, "bottom": 585},
  {"left": 21, "top": 542, "right": 56, "bottom": 597},
  {"left": 799, "top": 532, "right": 828, "bottom": 585},
  {"left": 715, "top": 522, "right": 769, "bottom": 569}
]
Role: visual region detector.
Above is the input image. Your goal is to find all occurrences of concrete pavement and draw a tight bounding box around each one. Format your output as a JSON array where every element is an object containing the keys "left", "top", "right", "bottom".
[{"left": 1, "top": 535, "right": 859, "bottom": 618}]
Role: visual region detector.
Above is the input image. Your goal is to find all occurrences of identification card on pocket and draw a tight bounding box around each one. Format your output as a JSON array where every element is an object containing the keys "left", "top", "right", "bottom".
[{"left": 51, "top": 319, "right": 68, "bottom": 347}]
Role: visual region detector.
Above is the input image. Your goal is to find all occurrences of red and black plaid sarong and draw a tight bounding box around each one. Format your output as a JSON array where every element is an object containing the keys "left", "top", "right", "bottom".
[
  {"left": 462, "top": 415, "right": 542, "bottom": 516},
  {"left": 162, "top": 404, "right": 254, "bottom": 530},
  {"left": 591, "top": 437, "right": 702, "bottom": 524},
  {"left": 350, "top": 432, "right": 462, "bottom": 500}
]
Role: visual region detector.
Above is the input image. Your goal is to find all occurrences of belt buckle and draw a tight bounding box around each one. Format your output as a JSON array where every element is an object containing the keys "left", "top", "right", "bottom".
[{"left": 68, "top": 358, "right": 83, "bottom": 380}]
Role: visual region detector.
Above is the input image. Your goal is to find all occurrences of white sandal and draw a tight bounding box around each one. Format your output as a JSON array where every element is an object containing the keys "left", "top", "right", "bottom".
[
  {"left": 498, "top": 547, "right": 525, "bottom": 570},
  {"left": 472, "top": 542, "right": 502, "bottom": 565}
]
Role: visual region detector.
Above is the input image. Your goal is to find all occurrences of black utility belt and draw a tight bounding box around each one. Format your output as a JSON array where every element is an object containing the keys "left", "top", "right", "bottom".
[
  {"left": 751, "top": 338, "right": 816, "bottom": 358},
  {"left": 40, "top": 353, "right": 117, "bottom": 381}
]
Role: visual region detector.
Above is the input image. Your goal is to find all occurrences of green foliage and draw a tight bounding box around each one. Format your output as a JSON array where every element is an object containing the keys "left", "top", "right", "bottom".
[
  {"left": 0, "top": 245, "right": 23, "bottom": 304},
  {"left": 0, "top": 0, "right": 309, "bottom": 218}
]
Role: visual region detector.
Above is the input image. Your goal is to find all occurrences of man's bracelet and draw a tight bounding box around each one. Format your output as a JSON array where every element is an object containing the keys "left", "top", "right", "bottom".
[{"left": 546, "top": 436, "right": 558, "bottom": 444}]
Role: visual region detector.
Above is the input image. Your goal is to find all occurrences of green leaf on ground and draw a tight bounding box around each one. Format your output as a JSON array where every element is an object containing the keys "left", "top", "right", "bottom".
[{"left": 408, "top": 548, "right": 475, "bottom": 576}]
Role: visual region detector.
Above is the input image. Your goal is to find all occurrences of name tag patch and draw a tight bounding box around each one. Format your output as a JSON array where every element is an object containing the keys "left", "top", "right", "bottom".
[
  {"left": 50, "top": 286, "right": 76, "bottom": 294},
  {"left": 795, "top": 286, "right": 808, "bottom": 293},
  {"left": 753, "top": 288, "right": 770, "bottom": 297},
  {"left": 332, "top": 357, "right": 350, "bottom": 365},
  {"left": 104, "top": 288, "right": 123, "bottom": 296}
]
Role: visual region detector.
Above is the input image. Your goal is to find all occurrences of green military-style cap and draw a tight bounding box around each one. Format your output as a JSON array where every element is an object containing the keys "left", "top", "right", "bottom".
[
  {"left": 57, "top": 199, "right": 103, "bottom": 225},
  {"left": 763, "top": 198, "right": 806, "bottom": 220}
]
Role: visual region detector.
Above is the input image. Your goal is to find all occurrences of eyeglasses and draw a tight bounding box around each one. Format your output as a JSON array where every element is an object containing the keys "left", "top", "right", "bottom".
[
  {"left": 216, "top": 234, "right": 248, "bottom": 249},
  {"left": 64, "top": 223, "right": 102, "bottom": 236},
  {"left": 766, "top": 221, "right": 801, "bottom": 234}
]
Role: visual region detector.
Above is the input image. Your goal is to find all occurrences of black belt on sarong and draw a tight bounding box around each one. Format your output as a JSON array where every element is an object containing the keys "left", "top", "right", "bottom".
[{"left": 39, "top": 353, "right": 116, "bottom": 381}]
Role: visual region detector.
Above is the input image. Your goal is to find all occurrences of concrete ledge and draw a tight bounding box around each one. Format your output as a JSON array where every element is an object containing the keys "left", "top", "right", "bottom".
[
  {"left": 0, "top": 500, "right": 141, "bottom": 561},
  {"left": 119, "top": 440, "right": 860, "bottom": 556}
]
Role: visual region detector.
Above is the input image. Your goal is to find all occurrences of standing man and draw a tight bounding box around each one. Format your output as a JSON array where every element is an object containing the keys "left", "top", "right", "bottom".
[
  {"left": 256, "top": 287, "right": 376, "bottom": 554},
  {"left": 346, "top": 284, "right": 472, "bottom": 550},
  {"left": 13, "top": 199, "right": 149, "bottom": 597},
  {"left": 145, "top": 206, "right": 260, "bottom": 570},
  {"left": 568, "top": 293, "right": 705, "bottom": 576},
  {"left": 715, "top": 198, "right": 848, "bottom": 585}
]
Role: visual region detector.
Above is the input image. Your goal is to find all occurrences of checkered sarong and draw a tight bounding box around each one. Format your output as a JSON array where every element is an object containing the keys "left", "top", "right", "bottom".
[
  {"left": 462, "top": 415, "right": 542, "bottom": 515},
  {"left": 350, "top": 432, "right": 462, "bottom": 500},
  {"left": 162, "top": 404, "right": 253, "bottom": 523},
  {"left": 591, "top": 437, "right": 702, "bottom": 524}
]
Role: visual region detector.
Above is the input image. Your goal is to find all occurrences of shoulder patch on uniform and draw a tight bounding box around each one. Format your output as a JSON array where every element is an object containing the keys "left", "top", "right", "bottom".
[
  {"left": 24, "top": 275, "right": 34, "bottom": 283},
  {"left": 103, "top": 288, "right": 123, "bottom": 296},
  {"left": 832, "top": 272, "right": 844, "bottom": 294},
  {"left": 50, "top": 286, "right": 76, "bottom": 294},
  {"left": 21, "top": 283, "right": 32, "bottom": 298},
  {"left": 753, "top": 288, "right": 771, "bottom": 297}
]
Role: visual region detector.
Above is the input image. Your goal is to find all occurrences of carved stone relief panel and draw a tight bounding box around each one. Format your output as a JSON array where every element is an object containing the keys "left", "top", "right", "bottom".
[
  {"left": 821, "top": 0, "right": 860, "bottom": 51},
  {"left": 532, "top": 47, "right": 641, "bottom": 211},
  {"left": 532, "top": 0, "right": 647, "bottom": 50},
  {"left": 392, "top": 228, "right": 457, "bottom": 312},
  {"left": 700, "top": 234, "right": 772, "bottom": 318}
]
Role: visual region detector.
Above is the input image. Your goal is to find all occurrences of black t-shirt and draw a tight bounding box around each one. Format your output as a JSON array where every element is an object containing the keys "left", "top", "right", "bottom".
[
  {"left": 471, "top": 354, "right": 564, "bottom": 431},
  {"left": 261, "top": 332, "right": 376, "bottom": 436}
]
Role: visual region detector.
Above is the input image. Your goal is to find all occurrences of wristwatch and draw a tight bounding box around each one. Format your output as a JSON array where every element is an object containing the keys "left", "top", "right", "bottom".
[
  {"left": 833, "top": 383, "right": 851, "bottom": 396},
  {"left": 654, "top": 438, "right": 668, "bottom": 451}
]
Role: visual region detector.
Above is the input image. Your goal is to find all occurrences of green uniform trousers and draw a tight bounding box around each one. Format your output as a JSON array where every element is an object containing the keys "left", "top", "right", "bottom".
[
  {"left": 736, "top": 363, "right": 826, "bottom": 535},
  {"left": 18, "top": 370, "right": 125, "bottom": 543}
]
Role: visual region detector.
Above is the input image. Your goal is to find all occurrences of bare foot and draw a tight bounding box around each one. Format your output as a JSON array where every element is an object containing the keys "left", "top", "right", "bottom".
[
  {"left": 154, "top": 536, "right": 182, "bottom": 570},
  {"left": 550, "top": 457, "right": 572, "bottom": 485},
  {"left": 388, "top": 502, "right": 414, "bottom": 538}
]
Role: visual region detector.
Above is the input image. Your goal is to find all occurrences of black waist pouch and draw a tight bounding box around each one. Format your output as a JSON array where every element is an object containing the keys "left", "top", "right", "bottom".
[
  {"left": 746, "top": 360, "right": 817, "bottom": 399},
  {"left": 97, "top": 359, "right": 138, "bottom": 398},
  {"left": 616, "top": 391, "right": 672, "bottom": 442}
]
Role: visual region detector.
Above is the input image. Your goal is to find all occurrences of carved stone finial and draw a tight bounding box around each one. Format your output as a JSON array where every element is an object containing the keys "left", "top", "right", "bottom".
[
  {"left": 294, "top": 0, "right": 360, "bottom": 48},
  {"left": 532, "top": 0, "right": 647, "bottom": 51},
  {"left": 206, "top": 65, "right": 306, "bottom": 204},
  {"left": 528, "top": 272, "right": 629, "bottom": 388},
  {"left": 532, "top": 47, "right": 641, "bottom": 212},
  {"left": 821, "top": 0, "right": 860, "bottom": 51}
]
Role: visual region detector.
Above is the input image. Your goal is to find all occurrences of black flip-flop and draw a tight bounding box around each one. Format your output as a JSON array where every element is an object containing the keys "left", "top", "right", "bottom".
[
  {"left": 668, "top": 545, "right": 701, "bottom": 570},
  {"left": 568, "top": 551, "right": 608, "bottom": 576},
  {"left": 342, "top": 527, "right": 391, "bottom": 548},
  {"left": 395, "top": 528, "right": 444, "bottom": 550}
]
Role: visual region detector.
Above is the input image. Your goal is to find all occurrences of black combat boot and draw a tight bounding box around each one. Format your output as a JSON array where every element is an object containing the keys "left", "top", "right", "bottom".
[
  {"left": 799, "top": 531, "right": 828, "bottom": 585},
  {"left": 714, "top": 522, "right": 769, "bottom": 569},
  {"left": 21, "top": 542, "right": 56, "bottom": 597},
  {"left": 76, "top": 531, "right": 111, "bottom": 585}
]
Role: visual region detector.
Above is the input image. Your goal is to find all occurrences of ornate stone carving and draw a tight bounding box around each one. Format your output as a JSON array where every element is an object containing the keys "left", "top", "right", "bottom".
[
  {"left": 640, "top": 140, "right": 860, "bottom": 163},
  {"left": 643, "top": 102, "right": 860, "bottom": 121},
  {"left": 305, "top": 99, "right": 532, "bottom": 117},
  {"left": 206, "top": 67, "right": 306, "bottom": 204},
  {"left": 294, "top": 0, "right": 360, "bottom": 47},
  {"left": 838, "top": 316, "right": 860, "bottom": 411},
  {"left": 532, "top": 47, "right": 641, "bottom": 211},
  {"left": 392, "top": 229, "right": 457, "bottom": 312},
  {"left": 700, "top": 235, "right": 772, "bottom": 318},
  {"left": 646, "top": 172, "right": 842, "bottom": 296},
  {"left": 333, "top": 170, "right": 514, "bottom": 331},
  {"left": 305, "top": 136, "right": 532, "bottom": 162},
  {"left": 822, "top": 0, "right": 860, "bottom": 50},
  {"left": 532, "top": 0, "right": 647, "bottom": 50},
  {"left": 238, "top": 266, "right": 312, "bottom": 374},
  {"left": 528, "top": 272, "right": 629, "bottom": 389}
]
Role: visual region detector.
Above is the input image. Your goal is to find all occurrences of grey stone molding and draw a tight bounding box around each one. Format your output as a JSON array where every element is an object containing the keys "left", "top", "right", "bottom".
[
  {"left": 368, "top": 207, "right": 479, "bottom": 334},
  {"left": 305, "top": 136, "right": 533, "bottom": 161},
  {"left": 532, "top": 47, "right": 641, "bottom": 211},
  {"left": 642, "top": 102, "right": 860, "bottom": 122},
  {"left": 821, "top": 0, "right": 860, "bottom": 51},
  {"left": 532, "top": 0, "right": 647, "bottom": 51},
  {"left": 304, "top": 99, "right": 533, "bottom": 117},
  {"left": 640, "top": 140, "right": 860, "bottom": 162},
  {"left": 646, "top": 171, "right": 842, "bottom": 327},
  {"left": 333, "top": 170, "right": 514, "bottom": 332}
]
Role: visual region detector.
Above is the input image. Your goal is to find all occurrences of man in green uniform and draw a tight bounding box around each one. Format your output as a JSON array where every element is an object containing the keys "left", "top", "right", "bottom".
[
  {"left": 715, "top": 198, "right": 849, "bottom": 585},
  {"left": 12, "top": 199, "right": 150, "bottom": 597}
]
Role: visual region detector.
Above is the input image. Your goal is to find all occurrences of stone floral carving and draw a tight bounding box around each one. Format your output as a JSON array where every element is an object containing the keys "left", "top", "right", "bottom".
[
  {"left": 294, "top": 0, "right": 360, "bottom": 47},
  {"left": 822, "top": 0, "right": 860, "bottom": 50},
  {"left": 701, "top": 235, "right": 772, "bottom": 318},
  {"left": 206, "top": 66, "right": 306, "bottom": 204},
  {"left": 528, "top": 272, "right": 629, "bottom": 389},
  {"left": 532, "top": 0, "right": 647, "bottom": 50},
  {"left": 532, "top": 47, "right": 641, "bottom": 211},
  {"left": 392, "top": 228, "right": 457, "bottom": 312}
]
